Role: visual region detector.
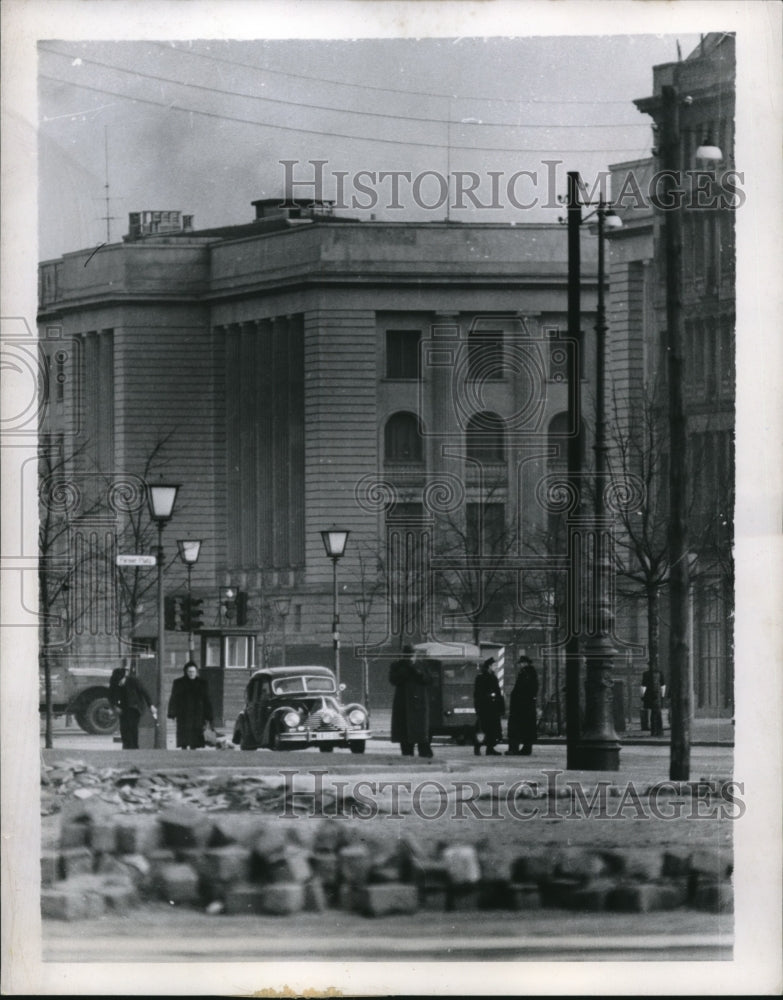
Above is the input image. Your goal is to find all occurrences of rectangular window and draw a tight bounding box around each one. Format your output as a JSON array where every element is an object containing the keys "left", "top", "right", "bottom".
[
  {"left": 467, "top": 330, "right": 504, "bottom": 380},
  {"left": 386, "top": 330, "right": 421, "bottom": 379},
  {"left": 204, "top": 637, "right": 222, "bottom": 667},
  {"left": 466, "top": 502, "right": 506, "bottom": 555},
  {"left": 225, "top": 635, "right": 250, "bottom": 669}
]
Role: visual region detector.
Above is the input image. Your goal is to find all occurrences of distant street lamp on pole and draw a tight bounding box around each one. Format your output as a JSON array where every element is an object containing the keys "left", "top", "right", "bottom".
[
  {"left": 321, "top": 528, "right": 350, "bottom": 688},
  {"left": 148, "top": 481, "right": 180, "bottom": 750},
  {"left": 354, "top": 595, "right": 372, "bottom": 714},
  {"left": 177, "top": 538, "right": 202, "bottom": 659},
  {"left": 274, "top": 596, "right": 291, "bottom": 667}
]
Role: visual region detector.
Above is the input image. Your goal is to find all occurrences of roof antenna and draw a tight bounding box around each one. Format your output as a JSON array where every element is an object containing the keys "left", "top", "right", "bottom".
[{"left": 101, "top": 126, "right": 117, "bottom": 243}]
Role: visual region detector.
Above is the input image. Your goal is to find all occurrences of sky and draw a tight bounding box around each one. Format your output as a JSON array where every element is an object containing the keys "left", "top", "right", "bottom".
[{"left": 37, "top": 33, "right": 701, "bottom": 259}]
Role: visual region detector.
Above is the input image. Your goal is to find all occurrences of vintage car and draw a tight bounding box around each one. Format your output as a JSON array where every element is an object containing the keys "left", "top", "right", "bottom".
[{"left": 232, "top": 665, "right": 371, "bottom": 753}]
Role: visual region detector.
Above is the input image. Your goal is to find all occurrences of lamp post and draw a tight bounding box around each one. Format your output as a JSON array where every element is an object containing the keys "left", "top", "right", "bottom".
[
  {"left": 354, "top": 595, "right": 372, "bottom": 713},
  {"left": 321, "top": 528, "right": 350, "bottom": 687},
  {"left": 147, "top": 481, "right": 180, "bottom": 750},
  {"left": 177, "top": 538, "right": 202, "bottom": 659},
  {"left": 577, "top": 195, "right": 623, "bottom": 771},
  {"left": 273, "top": 596, "right": 291, "bottom": 667}
]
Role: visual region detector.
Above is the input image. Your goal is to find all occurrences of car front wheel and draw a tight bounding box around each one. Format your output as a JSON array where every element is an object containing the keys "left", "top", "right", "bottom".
[
  {"left": 349, "top": 741, "right": 366, "bottom": 754},
  {"left": 318, "top": 744, "right": 334, "bottom": 753}
]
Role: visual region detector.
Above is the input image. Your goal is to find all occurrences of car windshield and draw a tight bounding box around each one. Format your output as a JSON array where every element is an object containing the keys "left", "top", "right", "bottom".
[{"left": 271, "top": 675, "right": 335, "bottom": 695}]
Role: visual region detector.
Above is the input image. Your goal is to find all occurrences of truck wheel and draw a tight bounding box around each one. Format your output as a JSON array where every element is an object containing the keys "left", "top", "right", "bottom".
[{"left": 78, "top": 695, "right": 118, "bottom": 735}]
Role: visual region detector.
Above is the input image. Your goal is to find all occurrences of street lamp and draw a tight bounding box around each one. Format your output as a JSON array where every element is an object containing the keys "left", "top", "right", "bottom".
[
  {"left": 321, "top": 527, "right": 350, "bottom": 687},
  {"left": 147, "top": 481, "right": 180, "bottom": 749},
  {"left": 564, "top": 175, "right": 622, "bottom": 770},
  {"left": 354, "top": 595, "right": 372, "bottom": 714},
  {"left": 273, "top": 596, "right": 291, "bottom": 667},
  {"left": 177, "top": 538, "right": 202, "bottom": 659}
]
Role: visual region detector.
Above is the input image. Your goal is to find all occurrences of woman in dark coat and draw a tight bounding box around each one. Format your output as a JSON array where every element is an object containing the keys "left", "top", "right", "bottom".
[
  {"left": 473, "top": 657, "right": 504, "bottom": 755},
  {"left": 167, "top": 661, "right": 214, "bottom": 749},
  {"left": 506, "top": 655, "right": 539, "bottom": 755},
  {"left": 389, "top": 646, "right": 433, "bottom": 757}
]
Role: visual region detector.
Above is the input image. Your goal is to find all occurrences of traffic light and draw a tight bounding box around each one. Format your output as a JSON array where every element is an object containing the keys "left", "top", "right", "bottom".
[
  {"left": 236, "top": 590, "right": 249, "bottom": 625},
  {"left": 164, "top": 595, "right": 185, "bottom": 631},
  {"left": 188, "top": 596, "right": 204, "bottom": 631}
]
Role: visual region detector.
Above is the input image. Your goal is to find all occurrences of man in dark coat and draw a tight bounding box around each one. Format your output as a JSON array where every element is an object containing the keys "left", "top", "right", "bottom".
[
  {"left": 389, "top": 646, "right": 433, "bottom": 758},
  {"left": 109, "top": 660, "right": 157, "bottom": 749},
  {"left": 506, "top": 655, "right": 539, "bottom": 756},
  {"left": 641, "top": 666, "right": 666, "bottom": 737},
  {"left": 473, "top": 657, "right": 504, "bottom": 755},
  {"left": 167, "top": 661, "right": 214, "bottom": 749}
]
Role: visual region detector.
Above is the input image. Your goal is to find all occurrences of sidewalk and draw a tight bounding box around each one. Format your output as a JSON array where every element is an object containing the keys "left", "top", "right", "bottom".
[{"left": 368, "top": 708, "right": 734, "bottom": 746}]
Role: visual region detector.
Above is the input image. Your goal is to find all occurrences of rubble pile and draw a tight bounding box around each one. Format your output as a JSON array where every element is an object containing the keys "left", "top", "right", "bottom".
[{"left": 42, "top": 794, "right": 734, "bottom": 921}]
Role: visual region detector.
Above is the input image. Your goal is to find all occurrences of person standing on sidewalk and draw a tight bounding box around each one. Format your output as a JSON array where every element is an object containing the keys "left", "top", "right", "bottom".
[
  {"left": 389, "top": 646, "right": 434, "bottom": 758},
  {"left": 473, "top": 657, "right": 504, "bottom": 755},
  {"left": 109, "top": 660, "right": 157, "bottom": 750},
  {"left": 167, "top": 661, "right": 214, "bottom": 749},
  {"left": 506, "top": 654, "right": 539, "bottom": 756},
  {"left": 641, "top": 666, "right": 666, "bottom": 737}
]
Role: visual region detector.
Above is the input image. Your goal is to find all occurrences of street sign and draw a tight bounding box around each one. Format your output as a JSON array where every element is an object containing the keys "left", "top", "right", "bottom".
[{"left": 116, "top": 554, "right": 157, "bottom": 567}]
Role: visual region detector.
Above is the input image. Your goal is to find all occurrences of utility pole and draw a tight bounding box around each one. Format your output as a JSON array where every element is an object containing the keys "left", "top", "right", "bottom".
[
  {"left": 661, "top": 84, "right": 692, "bottom": 781},
  {"left": 565, "top": 171, "right": 583, "bottom": 768}
]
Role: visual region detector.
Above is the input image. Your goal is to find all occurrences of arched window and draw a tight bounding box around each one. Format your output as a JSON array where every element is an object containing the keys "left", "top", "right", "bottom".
[
  {"left": 466, "top": 412, "right": 505, "bottom": 462},
  {"left": 384, "top": 411, "right": 424, "bottom": 463}
]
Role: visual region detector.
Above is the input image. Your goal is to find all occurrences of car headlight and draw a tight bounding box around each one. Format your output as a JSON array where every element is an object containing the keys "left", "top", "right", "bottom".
[
  {"left": 348, "top": 709, "right": 366, "bottom": 726},
  {"left": 282, "top": 711, "right": 300, "bottom": 728}
]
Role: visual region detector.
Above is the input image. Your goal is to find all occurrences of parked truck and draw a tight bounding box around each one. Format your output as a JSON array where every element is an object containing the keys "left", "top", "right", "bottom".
[{"left": 40, "top": 661, "right": 119, "bottom": 735}]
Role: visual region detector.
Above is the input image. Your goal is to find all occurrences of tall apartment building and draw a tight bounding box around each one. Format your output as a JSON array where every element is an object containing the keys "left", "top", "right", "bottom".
[
  {"left": 608, "top": 32, "right": 736, "bottom": 717},
  {"left": 38, "top": 206, "right": 602, "bottom": 717}
]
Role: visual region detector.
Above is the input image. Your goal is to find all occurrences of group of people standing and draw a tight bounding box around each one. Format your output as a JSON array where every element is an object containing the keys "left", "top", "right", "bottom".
[
  {"left": 109, "top": 659, "right": 214, "bottom": 750},
  {"left": 389, "top": 648, "right": 539, "bottom": 759}
]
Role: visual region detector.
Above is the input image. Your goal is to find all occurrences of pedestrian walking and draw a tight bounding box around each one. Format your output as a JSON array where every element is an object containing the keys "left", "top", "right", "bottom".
[
  {"left": 389, "top": 645, "right": 434, "bottom": 758},
  {"left": 641, "top": 666, "right": 666, "bottom": 737},
  {"left": 473, "top": 657, "right": 504, "bottom": 755},
  {"left": 506, "top": 654, "right": 539, "bottom": 755},
  {"left": 109, "top": 659, "right": 157, "bottom": 749},
  {"left": 167, "top": 661, "right": 214, "bottom": 749}
]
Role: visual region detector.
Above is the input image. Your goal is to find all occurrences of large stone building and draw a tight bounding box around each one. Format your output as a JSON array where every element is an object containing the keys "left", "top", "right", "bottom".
[{"left": 38, "top": 204, "right": 603, "bottom": 719}]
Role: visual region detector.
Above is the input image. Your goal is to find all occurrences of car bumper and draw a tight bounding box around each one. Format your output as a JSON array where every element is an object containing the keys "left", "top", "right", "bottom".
[{"left": 277, "top": 728, "right": 371, "bottom": 744}]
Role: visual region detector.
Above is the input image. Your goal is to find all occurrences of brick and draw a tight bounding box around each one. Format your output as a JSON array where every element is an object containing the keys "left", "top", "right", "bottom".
[
  {"left": 607, "top": 882, "right": 688, "bottom": 913},
  {"left": 478, "top": 880, "right": 512, "bottom": 910},
  {"left": 202, "top": 846, "right": 251, "bottom": 883},
  {"left": 310, "top": 851, "right": 339, "bottom": 888},
  {"left": 442, "top": 845, "right": 481, "bottom": 885},
  {"left": 564, "top": 878, "right": 617, "bottom": 911},
  {"left": 600, "top": 850, "right": 664, "bottom": 881},
  {"left": 60, "top": 821, "right": 90, "bottom": 849},
  {"left": 267, "top": 846, "right": 312, "bottom": 884},
  {"left": 539, "top": 877, "right": 582, "bottom": 908},
  {"left": 42, "top": 886, "right": 104, "bottom": 921},
  {"left": 692, "top": 880, "right": 733, "bottom": 913},
  {"left": 59, "top": 847, "right": 94, "bottom": 879},
  {"left": 448, "top": 886, "right": 481, "bottom": 911},
  {"left": 337, "top": 883, "right": 360, "bottom": 911},
  {"left": 511, "top": 851, "right": 555, "bottom": 884},
  {"left": 313, "top": 820, "right": 355, "bottom": 854},
  {"left": 688, "top": 848, "right": 733, "bottom": 881},
  {"left": 101, "top": 882, "right": 139, "bottom": 912},
  {"left": 262, "top": 882, "right": 305, "bottom": 915},
  {"left": 41, "top": 850, "right": 59, "bottom": 887},
  {"left": 476, "top": 844, "right": 515, "bottom": 883},
  {"left": 158, "top": 806, "right": 212, "bottom": 849},
  {"left": 369, "top": 862, "right": 403, "bottom": 884},
  {"left": 553, "top": 850, "right": 609, "bottom": 882},
  {"left": 662, "top": 848, "right": 692, "bottom": 878},
  {"left": 116, "top": 816, "right": 161, "bottom": 854},
  {"left": 89, "top": 823, "right": 118, "bottom": 854},
  {"left": 507, "top": 882, "right": 542, "bottom": 911},
  {"left": 359, "top": 883, "right": 419, "bottom": 917},
  {"left": 338, "top": 844, "right": 372, "bottom": 886},
  {"left": 420, "top": 887, "right": 448, "bottom": 911},
  {"left": 304, "top": 877, "right": 328, "bottom": 912},
  {"left": 155, "top": 863, "right": 200, "bottom": 905},
  {"left": 224, "top": 882, "right": 267, "bottom": 915}
]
